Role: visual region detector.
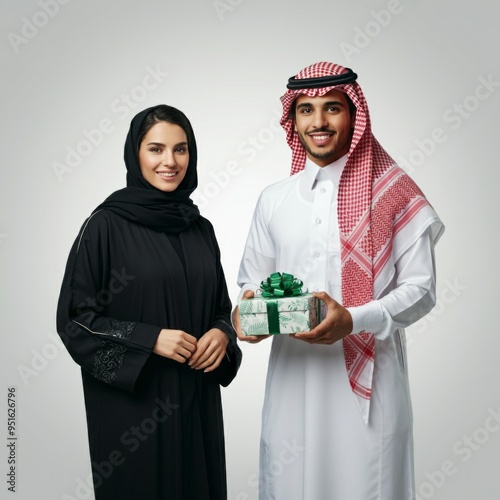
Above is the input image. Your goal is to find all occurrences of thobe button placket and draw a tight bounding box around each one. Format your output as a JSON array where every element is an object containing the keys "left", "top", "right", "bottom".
[{"left": 310, "top": 177, "right": 333, "bottom": 291}]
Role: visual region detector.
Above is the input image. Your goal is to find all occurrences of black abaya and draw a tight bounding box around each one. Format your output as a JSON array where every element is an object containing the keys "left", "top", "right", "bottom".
[{"left": 57, "top": 209, "right": 240, "bottom": 499}]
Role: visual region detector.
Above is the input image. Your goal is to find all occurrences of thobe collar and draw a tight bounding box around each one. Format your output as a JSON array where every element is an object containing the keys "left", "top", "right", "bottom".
[{"left": 302, "top": 154, "right": 348, "bottom": 191}]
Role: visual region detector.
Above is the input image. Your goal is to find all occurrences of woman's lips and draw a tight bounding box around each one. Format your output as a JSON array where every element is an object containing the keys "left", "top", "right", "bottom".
[{"left": 156, "top": 171, "right": 177, "bottom": 180}]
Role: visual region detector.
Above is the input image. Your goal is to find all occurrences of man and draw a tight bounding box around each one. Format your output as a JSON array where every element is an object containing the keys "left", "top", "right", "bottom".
[{"left": 233, "top": 62, "right": 444, "bottom": 500}]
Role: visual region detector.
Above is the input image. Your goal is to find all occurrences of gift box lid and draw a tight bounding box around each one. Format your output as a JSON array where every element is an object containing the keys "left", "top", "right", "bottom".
[{"left": 239, "top": 293, "right": 316, "bottom": 315}]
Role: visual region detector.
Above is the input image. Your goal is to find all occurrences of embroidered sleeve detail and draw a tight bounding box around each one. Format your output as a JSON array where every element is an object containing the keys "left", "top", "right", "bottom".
[
  {"left": 219, "top": 318, "right": 237, "bottom": 342},
  {"left": 92, "top": 340, "right": 127, "bottom": 384},
  {"left": 105, "top": 319, "right": 136, "bottom": 340}
]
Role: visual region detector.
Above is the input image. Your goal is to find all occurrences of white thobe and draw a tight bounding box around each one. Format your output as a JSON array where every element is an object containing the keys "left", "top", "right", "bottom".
[{"left": 237, "top": 156, "right": 443, "bottom": 500}]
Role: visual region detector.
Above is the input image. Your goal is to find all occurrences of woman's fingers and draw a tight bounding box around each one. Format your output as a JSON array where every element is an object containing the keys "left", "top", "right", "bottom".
[
  {"left": 189, "top": 328, "right": 228, "bottom": 370},
  {"left": 153, "top": 329, "right": 197, "bottom": 362}
]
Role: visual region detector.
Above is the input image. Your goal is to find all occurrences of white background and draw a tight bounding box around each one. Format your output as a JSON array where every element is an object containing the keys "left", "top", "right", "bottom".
[{"left": 1, "top": 1, "right": 499, "bottom": 499}]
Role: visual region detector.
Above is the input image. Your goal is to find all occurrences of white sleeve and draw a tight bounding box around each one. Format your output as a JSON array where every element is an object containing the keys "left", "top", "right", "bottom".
[
  {"left": 236, "top": 193, "right": 276, "bottom": 300},
  {"left": 348, "top": 227, "right": 437, "bottom": 340}
]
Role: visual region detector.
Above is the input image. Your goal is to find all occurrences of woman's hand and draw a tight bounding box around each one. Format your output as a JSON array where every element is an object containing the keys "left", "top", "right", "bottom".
[
  {"left": 153, "top": 329, "right": 198, "bottom": 363},
  {"left": 188, "top": 328, "right": 229, "bottom": 372}
]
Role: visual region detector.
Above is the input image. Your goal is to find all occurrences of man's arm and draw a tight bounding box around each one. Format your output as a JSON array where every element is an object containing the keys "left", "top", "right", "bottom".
[
  {"left": 234, "top": 194, "right": 276, "bottom": 344},
  {"left": 294, "top": 228, "right": 437, "bottom": 344}
]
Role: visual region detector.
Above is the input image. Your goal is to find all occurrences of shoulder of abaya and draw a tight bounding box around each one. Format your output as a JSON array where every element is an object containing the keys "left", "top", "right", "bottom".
[{"left": 76, "top": 209, "right": 126, "bottom": 246}]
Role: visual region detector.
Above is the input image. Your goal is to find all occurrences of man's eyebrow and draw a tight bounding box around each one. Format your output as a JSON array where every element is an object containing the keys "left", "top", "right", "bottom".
[{"left": 296, "top": 100, "right": 345, "bottom": 109}]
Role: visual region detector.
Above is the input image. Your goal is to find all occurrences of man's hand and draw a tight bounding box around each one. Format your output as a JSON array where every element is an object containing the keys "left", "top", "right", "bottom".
[
  {"left": 188, "top": 328, "right": 229, "bottom": 372},
  {"left": 293, "top": 291, "right": 353, "bottom": 344},
  {"left": 232, "top": 289, "right": 271, "bottom": 344},
  {"left": 153, "top": 329, "right": 198, "bottom": 363}
]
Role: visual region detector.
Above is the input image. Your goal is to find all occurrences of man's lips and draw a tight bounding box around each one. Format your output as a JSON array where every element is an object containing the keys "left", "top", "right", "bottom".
[{"left": 307, "top": 131, "right": 334, "bottom": 146}]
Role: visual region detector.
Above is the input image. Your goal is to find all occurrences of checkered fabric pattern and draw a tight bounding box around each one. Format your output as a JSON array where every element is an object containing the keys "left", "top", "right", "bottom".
[{"left": 280, "top": 62, "right": 430, "bottom": 420}]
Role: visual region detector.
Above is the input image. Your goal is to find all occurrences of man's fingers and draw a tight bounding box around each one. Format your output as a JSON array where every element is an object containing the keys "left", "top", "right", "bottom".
[
  {"left": 237, "top": 332, "right": 263, "bottom": 342},
  {"left": 294, "top": 324, "right": 323, "bottom": 339},
  {"left": 247, "top": 335, "right": 270, "bottom": 344},
  {"left": 312, "top": 291, "right": 335, "bottom": 307},
  {"left": 235, "top": 290, "right": 259, "bottom": 342},
  {"left": 294, "top": 325, "right": 332, "bottom": 343},
  {"left": 242, "top": 289, "right": 255, "bottom": 299},
  {"left": 232, "top": 307, "right": 241, "bottom": 330}
]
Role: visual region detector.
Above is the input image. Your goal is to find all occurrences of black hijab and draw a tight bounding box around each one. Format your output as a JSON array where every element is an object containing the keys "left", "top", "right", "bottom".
[{"left": 93, "top": 105, "right": 200, "bottom": 233}]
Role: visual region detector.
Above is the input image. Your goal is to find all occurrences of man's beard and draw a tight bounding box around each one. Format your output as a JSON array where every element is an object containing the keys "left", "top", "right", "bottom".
[{"left": 297, "top": 129, "right": 337, "bottom": 161}]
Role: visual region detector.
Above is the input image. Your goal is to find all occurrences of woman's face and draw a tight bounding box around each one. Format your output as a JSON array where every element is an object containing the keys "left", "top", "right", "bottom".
[{"left": 138, "top": 121, "right": 189, "bottom": 192}]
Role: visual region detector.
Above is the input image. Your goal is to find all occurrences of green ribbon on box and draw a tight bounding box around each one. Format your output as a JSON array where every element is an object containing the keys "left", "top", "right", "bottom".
[
  {"left": 260, "top": 272, "right": 304, "bottom": 298},
  {"left": 259, "top": 272, "right": 304, "bottom": 334}
]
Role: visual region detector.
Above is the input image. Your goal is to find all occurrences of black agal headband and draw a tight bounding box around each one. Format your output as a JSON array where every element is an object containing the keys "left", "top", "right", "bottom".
[{"left": 286, "top": 68, "right": 358, "bottom": 89}]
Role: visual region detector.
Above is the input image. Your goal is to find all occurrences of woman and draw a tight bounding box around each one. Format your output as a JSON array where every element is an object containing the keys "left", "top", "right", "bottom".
[{"left": 57, "top": 104, "right": 242, "bottom": 499}]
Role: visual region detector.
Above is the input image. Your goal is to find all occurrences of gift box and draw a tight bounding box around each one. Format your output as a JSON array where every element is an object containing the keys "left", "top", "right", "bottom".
[{"left": 239, "top": 273, "right": 321, "bottom": 335}]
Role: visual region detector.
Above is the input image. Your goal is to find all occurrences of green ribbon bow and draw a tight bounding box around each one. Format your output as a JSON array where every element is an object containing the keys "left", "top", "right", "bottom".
[
  {"left": 260, "top": 272, "right": 304, "bottom": 298},
  {"left": 259, "top": 272, "right": 304, "bottom": 334}
]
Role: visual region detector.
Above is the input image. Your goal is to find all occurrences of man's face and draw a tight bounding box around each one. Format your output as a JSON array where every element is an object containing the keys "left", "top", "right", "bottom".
[{"left": 294, "top": 89, "right": 355, "bottom": 167}]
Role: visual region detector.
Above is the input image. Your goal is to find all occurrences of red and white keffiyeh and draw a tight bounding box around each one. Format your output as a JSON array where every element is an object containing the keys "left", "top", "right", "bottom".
[{"left": 280, "top": 62, "right": 438, "bottom": 422}]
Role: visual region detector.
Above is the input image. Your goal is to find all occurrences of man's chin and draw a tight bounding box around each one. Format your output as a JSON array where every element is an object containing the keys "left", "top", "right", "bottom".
[{"left": 310, "top": 149, "right": 335, "bottom": 162}]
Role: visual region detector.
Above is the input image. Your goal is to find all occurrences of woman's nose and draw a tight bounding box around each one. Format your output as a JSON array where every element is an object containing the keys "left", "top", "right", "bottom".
[{"left": 161, "top": 150, "right": 175, "bottom": 167}]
